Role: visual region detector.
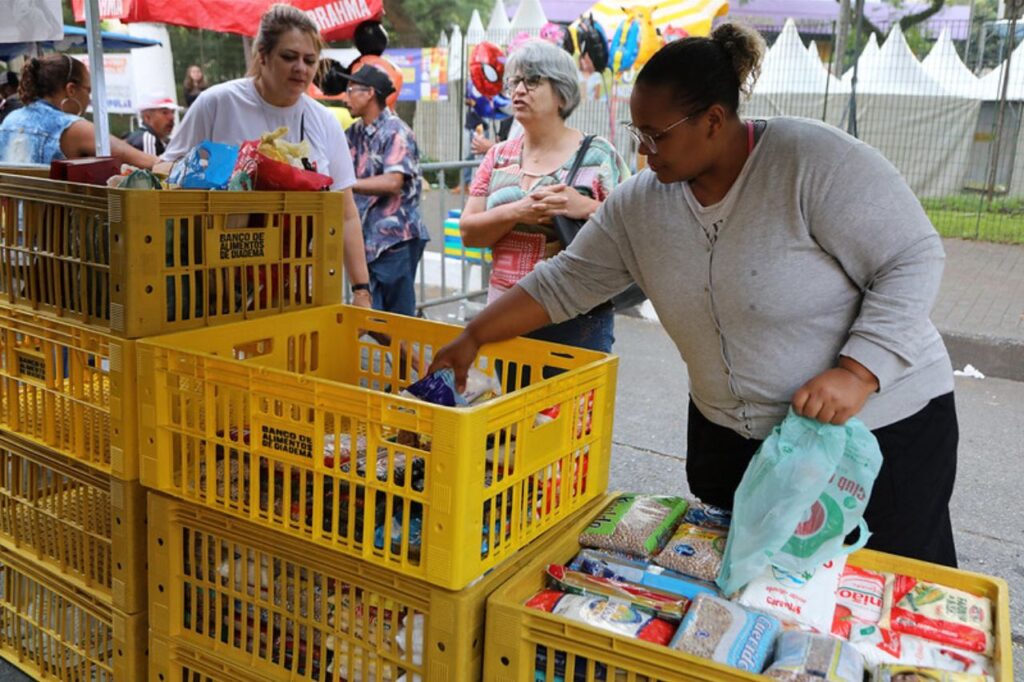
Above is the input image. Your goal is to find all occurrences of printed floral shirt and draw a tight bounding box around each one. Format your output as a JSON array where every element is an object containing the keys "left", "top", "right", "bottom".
[
  {"left": 469, "top": 134, "right": 629, "bottom": 299},
  {"left": 346, "top": 109, "right": 429, "bottom": 262}
]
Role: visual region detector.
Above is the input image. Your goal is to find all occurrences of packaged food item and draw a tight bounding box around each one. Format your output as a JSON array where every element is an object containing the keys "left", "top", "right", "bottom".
[
  {"left": 738, "top": 558, "right": 845, "bottom": 634},
  {"left": 764, "top": 631, "right": 865, "bottom": 682},
  {"left": 578, "top": 494, "right": 689, "bottom": 559},
  {"left": 684, "top": 501, "right": 732, "bottom": 530},
  {"left": 879, "top": 575, "right": 994, "bottom": 655},
  {"left": 848, "top": 624, "right": 995, "bottom": 676},
  {"left": 832, "top": 564, "right": 886, "bottom": 639},
  {"left": 525, "top": 590, "right": 676, "bottom": 645},
  {"left": 568, "top": 549, "right": 719, "bottom": 602},
  {"left": 167, "top": 140, "right": 239, "bottom": 189},
  {"left": 400, "top": 367, "right": 501, "bottom": 407},
  {"left": 545, "top": 564, "right": 690, "bottom": 622},
  {"left": 669, "top": 594, "right": 780, "bottom": 673},
  {"left": 872, "top": 665, "right": 993, "bottom": 681},
  {"left": 256, "top": 126, "right": 312, "bottom": 166},
  {"left": 652, "top": 522, "right": 726, "bottom": 582}
]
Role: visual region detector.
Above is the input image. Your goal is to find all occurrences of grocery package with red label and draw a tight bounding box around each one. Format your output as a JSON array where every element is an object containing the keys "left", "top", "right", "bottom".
[
  {"left": 669, "top": 594, "right": 781, "bottom": 673},
  {"left": 738, "top": 558, "right": 846, "bottom": 634},
  {"left": 879, "top": 575, "right": 994, "bottom": 655},
  {"left": 578, "top": 494, "right": 689, "bottom": 559},
  {"left": 764, "top": 631, "right": 865, "bottom": 682},
  {"left": 832, "top": 564, "right": 886, "bottom": 639},
  {"left": 525, "top": 590, "right": 676, "bottom": 644},
  {"left": 545, "top": 564, "right": 690, "bottom": 621},
  {"left": 848, "top": 624, "right": 994, "bottom": 676},
  {"left": 872, "top": 664, "right": 993, "bottom": 682}
]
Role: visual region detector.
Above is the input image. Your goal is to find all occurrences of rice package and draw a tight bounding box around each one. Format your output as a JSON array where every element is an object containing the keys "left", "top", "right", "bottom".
[
  {"left": 568, "top": 548, "right": 720, "bottom": 602},
  {"left": 880, "top": 575, "right": 994, "bottom": 655},
  {"left": 684, "top": 501, "right": 732, "bottom": 530},
  {"left": 669, "top": 594, "right": 780, "bottom": 673},
  {"left": 652, "top": 523, "right": 726, "bottom": 582},
  {"left": 832, "top": 564, "right": 886, "bottom": 639},
  {"left": 579, "top": 494, "right": 689, "bottom": 559},
  {"left": 847, "top": 624, "right": 995, "bottom": 676},
  {"left": 738, "top": 558, "right": 846, "bottom": 634},
  {"left": 764, "top": 631, "right": 865, "bottom": 682},
  {"left": 872, "top": 665, "right": 993, "bottom": 682},
  {"left": 526, "top": 590, "right": 675, "bottom": 645}
]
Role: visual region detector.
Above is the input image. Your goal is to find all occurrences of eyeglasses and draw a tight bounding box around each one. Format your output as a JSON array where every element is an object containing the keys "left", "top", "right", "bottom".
[
  {"left": 346, "top": 85, "right": 371, "bottom": 94},
  {"left": 503, "top": 75, "right": 544, "bottom": 96},
  {"left": 622, "top": 112, "right": 700, "bottom": 154}
]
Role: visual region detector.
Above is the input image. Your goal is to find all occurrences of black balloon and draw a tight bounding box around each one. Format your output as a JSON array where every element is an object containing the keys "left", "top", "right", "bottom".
[
  {"left": 316, "top": 59, "right": 349, "bottom": 96},
  {"left": 577, "top": 15, "right": 609, "bottom": 73},
  {"left": 354, "top": 20, "right": 388, "bottom": 56}
]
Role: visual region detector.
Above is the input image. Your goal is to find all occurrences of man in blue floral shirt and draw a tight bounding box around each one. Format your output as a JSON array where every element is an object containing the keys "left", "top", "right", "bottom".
[{"left": 342, "top": 65, "right": 429, "bottom": 316}]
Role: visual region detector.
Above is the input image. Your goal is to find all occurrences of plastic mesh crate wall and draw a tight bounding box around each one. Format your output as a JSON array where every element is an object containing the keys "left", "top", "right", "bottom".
[
  {"left": 0, "top": 173, "right": 344, "bottom": 338},
  {"left": 0, "top": 546, "right": 146, "bottom": 681},
  {"left": 0, "top": 431, "right": 146, "bottom": 613},
  {"left": 147, "top": 492, "right": 612, "bottom": 681},
  {"left": 138, "top": 305, "right": 617, "bottom": 589}
]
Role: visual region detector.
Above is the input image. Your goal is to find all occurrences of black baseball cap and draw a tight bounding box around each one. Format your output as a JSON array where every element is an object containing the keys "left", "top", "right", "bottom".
[{"left": 340, "top": 65, "right": 395, "bottom": 98}]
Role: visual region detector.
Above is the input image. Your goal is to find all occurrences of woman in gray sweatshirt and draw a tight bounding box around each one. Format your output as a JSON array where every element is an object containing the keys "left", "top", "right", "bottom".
[{"left": 431, "top": 24, "right": 958, "bottom": 567}]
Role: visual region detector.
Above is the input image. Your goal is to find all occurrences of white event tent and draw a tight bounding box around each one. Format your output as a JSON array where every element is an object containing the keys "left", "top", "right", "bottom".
[{"left": 922, "top": 28, "right": 984, "bottom": 99}]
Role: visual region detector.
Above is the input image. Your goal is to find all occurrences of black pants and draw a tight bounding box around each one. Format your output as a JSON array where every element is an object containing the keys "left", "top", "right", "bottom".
[{"left": 686, "top": 393, "right": 959, "bottom": 567}]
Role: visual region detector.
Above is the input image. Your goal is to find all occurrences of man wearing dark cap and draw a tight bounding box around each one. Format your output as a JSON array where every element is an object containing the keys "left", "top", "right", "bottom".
[
  {"left": 0, "top": 72, "right": 22, "bottom": 124},
  {"left": 342, "top": 64, "right": 429, "bottom": 317}
]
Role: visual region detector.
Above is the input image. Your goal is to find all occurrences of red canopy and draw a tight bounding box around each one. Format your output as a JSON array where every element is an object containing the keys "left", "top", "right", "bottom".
[{"left": 72, "top": 0, "right": 384, "bottom": 41}]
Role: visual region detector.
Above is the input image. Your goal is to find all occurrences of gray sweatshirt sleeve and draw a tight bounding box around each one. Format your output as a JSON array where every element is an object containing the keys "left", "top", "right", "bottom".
[
  {"left": 518, "top": 197, "right": 636, "bottom": 322},
  {"left": 809, "top": 143, "right": 946, "bottom": 389}
]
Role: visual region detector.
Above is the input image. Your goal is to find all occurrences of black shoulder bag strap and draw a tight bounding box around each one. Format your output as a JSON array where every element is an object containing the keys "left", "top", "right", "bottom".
[{"left": 553, "top": 134, "right": 596, "bottom": 248}]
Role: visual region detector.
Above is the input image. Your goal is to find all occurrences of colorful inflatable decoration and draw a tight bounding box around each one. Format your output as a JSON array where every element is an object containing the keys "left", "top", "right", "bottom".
[
  {"left": 470, "top": 41, "right": 506, "bottom": 99},
  {"left": 563, "top": 14, "right": 610, "bottom": 73},
  {"left": 609, "top": 5, "right": 664, "bottom": 74},
  {"left": 540, "top": 21, "right": 567, "bottom": 45},
  {"left": 350, "top": 55, "right": 403, "bottom": 109},
  {"left": 662, "top": 25, "right": 690, "bottom": 42}
]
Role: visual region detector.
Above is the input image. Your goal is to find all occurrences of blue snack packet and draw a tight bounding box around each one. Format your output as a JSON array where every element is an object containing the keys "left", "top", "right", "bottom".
[
  {"left": 402, "top": 368, "right": 467, "bottom": 407},
  {"left": 168, "top": 141, "right": 239, "bottom": 190}
]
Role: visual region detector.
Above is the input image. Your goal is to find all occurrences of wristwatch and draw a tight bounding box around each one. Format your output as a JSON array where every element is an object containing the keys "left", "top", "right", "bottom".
[{"left": 351, "top": 283, "right": 371, "bottom": 293}]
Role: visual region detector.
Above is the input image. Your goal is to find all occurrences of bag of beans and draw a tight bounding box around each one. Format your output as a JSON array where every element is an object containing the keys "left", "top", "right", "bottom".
[
  {"left": 764, "top": 631, "right": 865, "bottom": 682},
  {"left": 578, "top": 494, "right": 688, "bottom": 559},
  {"left": 652, "top": 522, "right": 726, "bottom": 582}
]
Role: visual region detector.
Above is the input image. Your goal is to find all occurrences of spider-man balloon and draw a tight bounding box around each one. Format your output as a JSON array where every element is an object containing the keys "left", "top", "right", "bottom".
[{"left": 470, "top": 42, "right": 506, "bottom": 99}]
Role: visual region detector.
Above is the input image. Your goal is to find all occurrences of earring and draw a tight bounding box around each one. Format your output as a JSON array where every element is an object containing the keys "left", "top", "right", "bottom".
[{"left": 59, "top": 97, "right": 84, "bottom": 117}]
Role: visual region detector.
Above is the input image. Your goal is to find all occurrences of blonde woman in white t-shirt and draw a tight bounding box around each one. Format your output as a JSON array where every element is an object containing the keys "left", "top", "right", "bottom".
[{"left": 159, "top": 4, "right": 372, "bottom": 306}]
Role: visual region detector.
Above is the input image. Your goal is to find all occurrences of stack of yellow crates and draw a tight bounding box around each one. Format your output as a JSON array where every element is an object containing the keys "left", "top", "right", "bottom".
[{"left": 0, "top": 171, "right": 621, "bottom": 680}]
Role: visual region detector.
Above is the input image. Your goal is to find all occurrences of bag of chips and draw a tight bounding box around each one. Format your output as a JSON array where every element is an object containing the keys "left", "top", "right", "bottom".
[
  {"left": 764, "top": 631, "right": 865, "bottom": 682},
  {"left": 525, "top": 590, "right": 675, "bottom": 644},
  {"left": 579, "top": 494, "right": 688, "bottom": 559},
  {"left": 669, "top": 594, "right": 780, "bottom": 673},
  {"left": 232, "top": 128, "right": 332, "bottom": 191}
]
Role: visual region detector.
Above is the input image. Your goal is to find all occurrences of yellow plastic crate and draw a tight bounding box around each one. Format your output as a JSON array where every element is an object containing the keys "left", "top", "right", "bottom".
[
  {"left": 138, "top": 304, "right": 617, "bottom": 590},
  {"left": 0, "top": 303, "right": 139, "bottom": 478},
  {"left": 147, "top": 491, "right": 614, "bottom": 682},
  {"left": 0, "top": 431, "right": 147, "bottom": 613},
  {"left": 0, "top": 173, "right": 344, "bottom": 338},
  {"left": 150, "top": 633, "right": 269, "bottom": 681},
  {"left": 0, "top": 546, "right": 147, "bottom": 681},
  {"left": 484, "top": 505, "right": 1015, "bottom": 682}
]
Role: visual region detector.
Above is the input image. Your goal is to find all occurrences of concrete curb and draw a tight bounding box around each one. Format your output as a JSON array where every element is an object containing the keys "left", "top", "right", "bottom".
[{"left": 940, "top": 330, "right": 1024, "bottom": 383}]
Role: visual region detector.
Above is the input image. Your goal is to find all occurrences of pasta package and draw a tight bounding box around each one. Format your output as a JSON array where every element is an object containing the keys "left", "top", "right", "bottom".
[
  {"left": 525, "top": 590, "right": 676, "bottom": 645},
  {"left": 669, "top": 594, "right": 780, "bottom": 673},
  {"left": 578, "top": 494, "right": 688, "bottom": 558},
  {"left": 764, "top": 631, "right": 864, "bottom": 682},
  {"left": 880, "top": 575, "right": 994, "bottom": 655},
  {"left": 872, "top": 665, "right": 993, "bottom": 682},
  {"left": 652, "top": 522, "right": 726, "bottom": 582}
]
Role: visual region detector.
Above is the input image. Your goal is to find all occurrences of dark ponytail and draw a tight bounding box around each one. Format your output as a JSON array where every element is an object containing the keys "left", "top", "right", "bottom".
[
  {"left": 635, "top": 22, "right": 766, "bottom": 114},
  {"left": 18, "top": 54, "right": 87, "bottom": 104}
]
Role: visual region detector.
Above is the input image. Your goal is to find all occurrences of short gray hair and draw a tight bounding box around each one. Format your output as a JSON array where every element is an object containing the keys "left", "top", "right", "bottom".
[{"left": 505, "top": 39, "right": 580, "bottom": 119}]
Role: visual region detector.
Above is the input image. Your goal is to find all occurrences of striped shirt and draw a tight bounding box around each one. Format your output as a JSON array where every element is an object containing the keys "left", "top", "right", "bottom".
[{"left": 124, "top": 124, "right": 166, "bottom": 156}]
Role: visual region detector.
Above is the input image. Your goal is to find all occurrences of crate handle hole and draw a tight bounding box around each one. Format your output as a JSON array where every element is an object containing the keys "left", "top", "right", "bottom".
[
  {"left": 329, "top": 227, "right": 336, "bottom": 236},
  {"left": 158, "top": 584, "right": 164, "bottom": 592},
  {"left": 159, "top": 675, "right": 165, "bottom": 681},
  {"left": 157, "top": 537, "right": 164, "bottom": 546},
  {"left": 145, "top": 285, "right": 153, "bottom": 294},
  {"left": 437, "top": 642, "right": 446, "bottom": 652},
  {"left": 501, "top": 656, "right": 510, "bottom": 667},
  {"left": 144, "top": 235, "right": 152, "bottom": 244}
]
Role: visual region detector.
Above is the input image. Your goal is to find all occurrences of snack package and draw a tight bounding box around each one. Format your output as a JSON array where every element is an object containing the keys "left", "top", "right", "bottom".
[
  {"left": 764, "top": 631, "right": 865, "bottom": 682},
  {"left": 232, "top": 128, "right": 332, "bottom": 191},
  {"left": 669, "top": 594, "right": 780, "bottom": 673},
  {"left": 879, "top": 575, "right": 994, "bottom": 655},
  {"left": 652, "top": 522, "right": 726, "bottom": 582},
  {"left": 738, "top": 558, "right": 846, "bottom": 634},
  {"left": 525, "top": 590, "right": 676, "bottom": 645},
  {"left": 167, "top": 140, "right": 239, "bottom": 189},
  {"left": 832, "top": 564, "right": 886, "bottom": 639},
  {"left": 568, "top": 549, "right": 720, "bottom": 602},
  {"left": 847, "top": 624, "right": 995, "bottom": 676},
  {"left": 579, "top": 494, "right": 689, "bottom": 559},
  {"left": 401, "top": 368, "right": 501, "bottom": 408},
  {"left": 545, "top": 564, "right": 690, "bottom": 622},
  {"left": 872, "top": 665, "right": 993, "bottom": 682},
  {"left": 684, "top": 501, "right": 732, "bottom": 530}
]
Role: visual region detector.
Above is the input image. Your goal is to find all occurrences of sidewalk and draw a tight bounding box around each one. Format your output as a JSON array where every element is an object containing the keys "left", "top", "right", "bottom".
[{"left": 933, "top": 239, "right": 1024, "bottom": 381}]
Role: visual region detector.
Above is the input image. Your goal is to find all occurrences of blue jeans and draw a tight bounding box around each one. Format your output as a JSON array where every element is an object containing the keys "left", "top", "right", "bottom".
[{"left": 369, "top": 239, "right": 427, "bottom": 316}]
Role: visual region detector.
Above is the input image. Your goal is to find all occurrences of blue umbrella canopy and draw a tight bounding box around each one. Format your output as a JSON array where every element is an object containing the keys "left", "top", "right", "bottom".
[{"left": 0, "top": 24, "right": 160, "bottom": 62}]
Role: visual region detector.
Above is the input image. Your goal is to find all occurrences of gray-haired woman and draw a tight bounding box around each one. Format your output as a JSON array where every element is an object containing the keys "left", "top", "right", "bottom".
[{"left": 459, "top": 39, "right": 629, "bottom": 352}]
